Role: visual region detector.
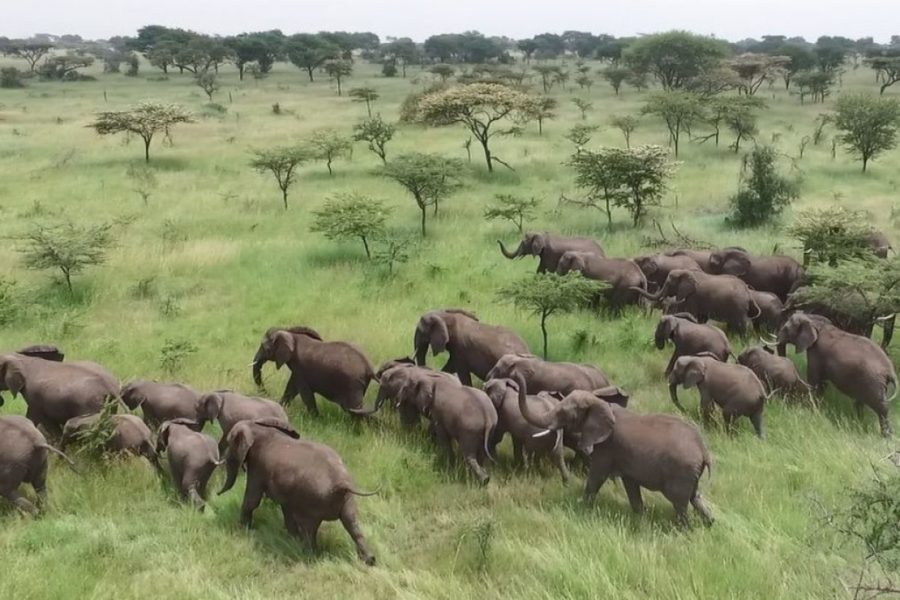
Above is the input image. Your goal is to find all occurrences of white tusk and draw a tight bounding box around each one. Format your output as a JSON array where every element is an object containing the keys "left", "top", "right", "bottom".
[
  {"left": 247, "top": 361, "right": 258, "bottom": 367},
  {"left": 532, "top": 429, "right": 553, "bottom": 438}
]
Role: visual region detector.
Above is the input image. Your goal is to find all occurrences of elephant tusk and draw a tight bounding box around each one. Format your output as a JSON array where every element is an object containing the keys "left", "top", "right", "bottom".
[{"left": 532, "top": 429, "right": 554, "bottom": 438}]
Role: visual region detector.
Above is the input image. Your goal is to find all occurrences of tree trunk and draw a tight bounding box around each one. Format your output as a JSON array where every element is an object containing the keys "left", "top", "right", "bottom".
[
  {"left": 143, "top": 136, "right": 151, "bottom": 163},
  {"left": 238, "top": 64, "right": 244, "bottom": 80},
  {"left": 604, "top": 195, "right": 612, "bottom": 229},
  {"left": 282, "top": 189, "right": 288, "bottom": 210},
  {"left": 307, "top": 67, "right": 315, "bottom": 82},
  {"left": 366, "top": 100, "right": 372, "bottom": 117},
  {"left": 420, "top": 205, "right": 427, "bottom": 236},
  {"left": 541, "top": 312, "right": 549, "bottom": 359},
  {"left": 480, "top": 138, "right": 493, "bottom": 173},
  {"left": 327, "top": 158, "right": 333, "bottom": 176},
  {"left": 62, "top": 268, "right": 72, "bottom": 293},
  {"left": 538, "top": 118, "right": 543, "bottom": 135},
  {"left": 862, "top": 156, "right": 868, "bottom": 173},
  {"left": 337, "top": 78, "right": 342, "bottom": 96},
  {"left": 362, "top": 236, "right": 371, "bottom": 259}
]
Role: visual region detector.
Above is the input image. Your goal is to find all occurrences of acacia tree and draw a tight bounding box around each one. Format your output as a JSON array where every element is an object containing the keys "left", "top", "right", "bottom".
[
  {"left": 833, "top": 93, "right": 900, "bottom": 172},
  {"left": 18, "top": 220, "right": 114, "bottom": 293},
  {"left": 90, "top": 103, "right": 193, "bottom": 162},
  {"left": 533, "top": 64, "right": 561, "bottom": 93},
  {"left": 483, "top": 194, "right": 539, "bottom": 233},
  {"left": 195, "top": 71, "right": 218, "bottom": 101},
  {"left": 307, "top": 129, "right": 351, "bottom": 176},
  {"left": 602, "top": 65, "right": 629, "bottom": 95},
  {"left": 249, "top": 146, "right": 309, "bottom": 209},
  {"left": 417, "top": 83, "right": 539, "bottom": 172},
  {"left": 605, "top": 145, "right": 675, "bottom": 227},
  {"left": 323, "top": 59, "right": 352, "bottom": 96},
  {"left": 287, "top": 33, "right": 339, "bottom": 81},
  {"left": 642, "top": 91, "right": 703, "bottom": 157},
  {"left": 866, "top": 55, "right": 900, "bottom": 96},
  {"left": 379, "top": 153, "right": 462, "bottom": 236},
  {"left": 624, "top": 31, "right": 728, "bottom": 90},
  {"left": 352, "top": 116, "right": 395, "bottom": 163},
  {"left": 310, "top": 193, "right": 390, "bottom": 258},
  {"left": 727, "top": 53, "right": 791, "bottom": 95},
  {"left": 529, "top": 97, "right": 557, "bottom": 135},
  {"left": 566, "top": 148, "right": 628, "bottom": 227},
  {"left": 2, "top": 42, "right": 52, "bottom": 72},
  {"left": 572, "top": 97, "right": 592, "bottom": 120},
  {"left": 728, "top": 146, "right": 798, "bottom": 227},
  {"left": 348, "top": 87, "right": 378, "bottom": 116},
  {"left": 609, "top": 114, "right": 639, "bottom": 148},
  {"left": 429, "top": 64, "right": 455, "bottom": 82}
]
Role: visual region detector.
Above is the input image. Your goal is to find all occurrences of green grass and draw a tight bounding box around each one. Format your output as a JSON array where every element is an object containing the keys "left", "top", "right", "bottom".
[{"left": 1, "top": 57, "right": 899, "bottom": 599}]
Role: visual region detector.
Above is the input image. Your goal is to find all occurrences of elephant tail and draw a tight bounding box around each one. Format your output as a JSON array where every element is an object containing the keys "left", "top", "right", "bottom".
[
  {"left": 748, "top": 296, "right": 762, "bottom": 319},
  {"left": 701, "top": 446, "right": 713, "bottom": 481},
  {"left": 348, "top": 485, "right": 381, "bottom": 497},
  {"left": 39, "top": 444, "right": 80, "bottom": 474},
  {"left": 886, "top": 373, "right": 898, "bottom": 404}
]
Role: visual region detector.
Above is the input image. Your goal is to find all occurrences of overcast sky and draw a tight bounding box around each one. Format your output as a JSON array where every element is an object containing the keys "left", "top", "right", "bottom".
[{"left": 5, "top": 0, "right": 900, "bottom": 43}]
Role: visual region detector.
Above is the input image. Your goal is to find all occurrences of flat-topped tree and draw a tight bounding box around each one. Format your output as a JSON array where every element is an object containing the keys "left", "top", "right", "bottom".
[
  {"left": 624, "top": 31, "right": 728, "bottom": 90},
  {"left": 642, "top": 91, "right": 703, "bottom": 158},
  {"left": 90, "top": 103, "right": 193, "bottom": 163},
  {"left": 866, "top": 55, "right": 900, "bottom": 96},
  {"left": 307, "top": 129, "right": 351, "bottom": 176},
  {"left": 417, "top": 83, "right": 539, "bottom": 172},
  {"left": 601, "top": 65, "right": 629, "bottom": 95},
  {"left": 353, "top": 116, "right": 394, "bottom": 163},
  {"left": 379, "top": 153, "right": 462, "bottom": 236},
  {"left": 1, "top": 41, "right": 52, "bottom": 72},
  {"left": 18, "top": 220, "right": 114, "bottom": 294},
  {"left": 287, "top": 33, "right": 339, "bottom": 82},
  {"left": 727, "top": 53, "right": 791, "bottom": 95},
  {"left": 195, "top": 71, "right": 218, "bottom": 101},
  {"left": 324, "top": 59, "right": 352, "bottom": 96},
  {"left": 348, "top": 87, "right": 378, "bottom": 116},
  {"left": 250, "top": 146, "right": 310, "bottom": 210},
  {"left": 311, "top": 193, "right": 390, "bottom": 259}
]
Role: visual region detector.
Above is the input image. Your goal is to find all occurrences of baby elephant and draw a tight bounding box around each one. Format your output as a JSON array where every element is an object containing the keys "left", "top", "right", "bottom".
[
  {"left": 156, "top": 419, "right": 223, "bottom": 509},
  {"left": 218, "top": 418, "right": 377, "bottom": 565},
  {"left": 655, "top": 313, "right": 731, "bottom": 376},
  {"left": 195, "top": 390, "right": 289, "bottom": 449},
  {"left": 0, "top": 415, "right": 77, "bottom": 514},
  {"left": 669, "top": 355, "right": 768, "bottom": 438},
  {"left": 736, "top": 346, "right": 810, "bottom": 399},
  {"left": 120, "top": 380, "right": 202, "bottom": 430},
  {"left": 61, "top": 413, "right": 163, "bottom": 471}
]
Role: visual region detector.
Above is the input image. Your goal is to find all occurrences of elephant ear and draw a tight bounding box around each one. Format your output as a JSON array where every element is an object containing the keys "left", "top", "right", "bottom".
[
  {"left": 672, "top": 312, "right": 698, "bottom": 323},
  {"left": 426, "top": 315, "right": 449, "bottom": 355},
  {"left": 272, "top": 330, "right": 296, "bottom": 368},
  {"left": 253, "top": 418, "right": 300, "bottom": 439},
  {"left": 682, "top": 359, "right": 707, "bottom": 388},
  {"left": 593, "top": 386, "right": 629, "bottom": 408},
  {"left": 169, "top": 417, "right": 202, "bottom": 431},
  {"left": 675, "top": 272, "right": 697, "bottom": 300},
  {"left": 580, "top": 401, "right": 616, "bottom": 454},
  {"left": 201, "top": 393, "right": 224, "bottom": 421},
  {"left": 2, "top": 357, "right": 26, "bottom": 398},
  {"left": 228, "top": 422, "right": 256, "bottom": 470},
  {"left": 402, "top": 379, "right": 435, "bottom": 414},
  {"left": 723, "top": 252, "right": 751, "bottom": 276},
  {"left": 156, "top": 422, "right": 172, "bottom": 454},
  {"left": 795, "top": 318, "right": 819, "bottom": 351},
  {"left": 655, "top": 317, "right": 676, "bottom": 349},
  {"left": 530, "top": 234, "right": 546, "bottom": 255}
]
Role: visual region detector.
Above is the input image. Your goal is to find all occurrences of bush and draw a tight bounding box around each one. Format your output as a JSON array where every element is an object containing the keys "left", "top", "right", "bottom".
[
  {"left": 728, "top": 146, "right": 798, "bottom": 227},
  {"left": 788, "top": 207, "right": 875, "bottom": 266},
  {"left": 0, "top": 67, "right": 26, "bottom": 88},
  {"left": 382, "top": 60, "right": 398, "bottom": 77},
  {"left": 310, "top": 193, "right": 390, "bottom": 258}
]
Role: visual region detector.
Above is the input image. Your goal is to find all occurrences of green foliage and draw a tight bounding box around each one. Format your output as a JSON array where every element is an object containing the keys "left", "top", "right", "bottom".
[
  {"left": 726, "top": 53, "right": 791, "bottom": 95},
  {"left": 381, "top": 60, "right": 397, "bottom": 77},
  {"left": 624, "top": 31, "right": 729, "bottom": 90},
  {"left": 70, "top": 398, "right": 118, "bottom": 457},
  {"left": 352, "top": 116, "right": 395, "bottom": 163},
  {"left": 126, "top": 164, "right": 158, "bottom": 205},
  {"left": 0, "top": 277, "right": 18, "bottom": 325},
  {"left": 528, "top": 96, "right": 558, "bottom": 135},
  {"left": 728, "top": 146, "right": 798, "bottom": 227},
  {"left": 601, "top": 65, "right": 629, "bottom": 95},
  {"left": 17, "top": 220, "right": 114, "bottom": 293},
  {"left": 609, "top": 114, "right": 639, "bottom": 148},
  {"left": 90, "top": 102, "right": 193, "bottom": 162},
  {"left": 398, "top": 83, "right": 447, "bottom": 123},
  {"left": 306, "top": 129, "right": 351, "bottom": 175},
  {"left": 286, "top": 33, "right": 339, "bottom": 81},
  {"left": 310, "top": 193, "right": 390, "bottom": 258},
  {"left": 704, "top": 96, "right": 766, "bottom": 152},
  {"left": 37, "top": 54, "right": 95, "bottom": 80},
  {"left": 483, "top": 194, "right": 539, "bottom": 233},
  {"left": 249, "top": 145, "right": 310, "bottom": 209},
  {"left": 832, "top": 93, "right": 900, "bottom": 172},
  {"left": 500, "top": 272, "right": 607, "bottom": 358},
  {"left": 371, "top": 233, "right": 413, "bottom": 275},
  {"left": 793, "top": 70, "right": 835, "bottom": 104},
  {"left": 159, "top": 339, "right": 198, "bottom": 375},
  {"left": 564, "top": 124, "right": 599, "bottom": 150},
  {"left": 571, "top": 97, "right": 592, "bottom": 120},
  {"left": 348, "top": 87, "right": 378, "bottom": 116},
  {"left": 0, "top": 67, "right": 26, "bottom": 88},
  {"left": 194, "top": 71, "right": 218, "bottom": 101},
  {"left": 641, "top": 91, "right": 704, "bottom": 157},
  {"left": 379, "top": 153, "right": 462, "bottom": 236},
  {"left": 323, "top": 59, "right": 352, "bottom": 96},
  {"left": 429, "top": 64, "right": 455, "bottom": 82},
  {"left": 789, "top": 207, "right": 878, "bottom": 266}
]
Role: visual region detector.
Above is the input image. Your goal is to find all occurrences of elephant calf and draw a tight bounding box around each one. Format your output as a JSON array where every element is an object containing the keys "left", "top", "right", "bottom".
[
  {"left": 749, "top": 291, "right": 784, "bottom": 333},
  {"left": 196, "top": 390, "right": 289, "bottom": 448},
  {"left": 368, "top": 358, "right": 458, "bottom": 426},
  {"left": 0, "top": 415, "right": 76, "bottom": 514},
  {"left": 483, "top": 378, "right": 570, "bottom": 482},
  {"left": 219, "top": 418, "right": 376, "bottom": 565},
  {"left": 669, "top": 355, "right": 768, "bottom": 438},
  {"left": 655, "top": 314, "right": 731, "bottom": 376},
  {"left": 61, "top": 413, "right": 162, "bottom": 471},
  {"left": 121, "top": 380, "right": 203, "bottom": 430},
  {"left": 635, "top": 253, "right": 702, "bottom": 293},
  {"left": 157, "top": 418, "right": 222, "bottom": 508},
  {"left": 486, "top": 353, "right": 610, "bottom": 395},
  {"left": 556, "top": 251, "right": 647, "bottom": 307},
  {"left": 736, "top": 346, "right": 810, "bottom": 399}
]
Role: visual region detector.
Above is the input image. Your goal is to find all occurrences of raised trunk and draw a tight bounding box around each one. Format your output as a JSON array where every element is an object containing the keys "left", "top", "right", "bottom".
[
  {"left": 498, "top": 239, "right": 523, "bottom": 259},
  {"left": 515, "top": 374, "right": 556, "bottom": 429}
]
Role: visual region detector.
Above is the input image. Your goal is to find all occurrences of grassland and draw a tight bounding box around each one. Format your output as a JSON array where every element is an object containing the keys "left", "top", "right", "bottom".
[{"left": 0, "top": 56, "right": 898, "bottom": 599}]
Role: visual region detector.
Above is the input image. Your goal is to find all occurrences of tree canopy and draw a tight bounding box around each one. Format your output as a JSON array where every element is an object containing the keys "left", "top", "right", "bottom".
[
  {"left": 833, "top": 93, "right": 900, "bottom": 172},
  {"left": 90, "top": 103, "right": 193, "bottom": 162},
  {"left": 624, "top": 31, "right": 729, "bottom": 90}
]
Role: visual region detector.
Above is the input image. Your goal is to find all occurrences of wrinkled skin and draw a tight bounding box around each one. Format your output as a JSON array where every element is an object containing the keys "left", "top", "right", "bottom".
[
  {"left": 0, "top": 415, "right": 75, "bottom": 514},
  {"left": 482, "top": 378, "right": 570, "bottom": 482},
  {"left": 156, "top": 418, "right": 222, "bottom": 509},
  {"left": 777, "top": 312, "right": 897, "bottom": 437},
  {"left": 414, "top": 309, "right": 529, "bottom": 386},
  {"left": 749, "top": 290, "right": 784, "bottom": 333},
  {"left": 252, "top": 326, "right": 377, "bottom": 416},
  {"left": 120, "top": 380, "right": 202, "bottom": 430},
  {"left": 708, "top": 248, "right": 803, "bottom": 302},
  {"left": 398, "top": 376, "right": 497, "bottom": 485},
  {"left": 669, "top": 355, "right": 768, "bottom": 438},
  {"left": 61, "top": 413, "right": 163, "bottom": 471},
  {"left": 664, "top": 249, "right": 714, "bottom": 273},
  {"left": 632, "top": 269, "right": 760, "bottom": 335},
  {"left": 486, "top": 353, "right": 610, "bottom": 395},
  {"left": 0, "top": 353, "right": 118, "bottom": 437},
  {"left": 654, "top": 314, "right": 731, "bottom": 376},
  {"left": 195, "top": 390, "right": 289, "bottom": 450},
  {"left": 556, "top": 251, "right": 647, "bottom": 307},
  {"left": 372, "top": 359, "right": 458, "bottom": 427},
  {"left": 782, "top": 293, "right": 895, "bottom": 350},
  {"left": 736, "top": 346, "right": 810, "bottom": 398},
  {"left": 514, "top": 374, "right": 713, "bottom": 526},
  {"left": 218, "top": 419, "right": 376, "bottom": 565},
  {"left": 498, "top": 232, "right": 605, "bottom": 273},
  {"left": 634, "top": 254, "right": 702, "bottom": 293}
]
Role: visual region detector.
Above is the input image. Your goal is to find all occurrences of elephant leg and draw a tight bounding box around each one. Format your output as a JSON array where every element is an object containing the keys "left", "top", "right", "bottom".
[
  {"left": 750, "top": 410, "right": 766, "bottom": 439},
  {"left": 297, "top": 517, "right": 321, "bottom": 551},
  {"left": 551, "top": 443, "right": 571, "bottom": 484},
  {"left": 456, "top": 369, "right": 473, "bottom": 387},
  {"left": 280, "top": 371, "right": 301, "bottom": 406},
  {"left": 621, "top": 476, "right": 644, "bottom": 514},
  {"left": 2, "top": 488, "right": 39, "bottom": 515},
  {"left": 722, "top": 412, "right": 737, "bottom": 435},
  {"left": 141, "top": 443, "right": 164, "bottom": 475},
  {"left": 440, "top": 357, "right": 455, "bottom": 373},
  {"left": 664, "top": 351, "right": 678, "bottom": 376},
  {"left": 512, "top": 439, "right": 524, "bottom": 468},
  {"left": 341, "top": 498, "right": 375, "bottom": 565},
  {"left": 296, "top": 383, "right": 318, "bottom": 417},
  {"left": 877, "top": 405, "right": 893, "bottom": 438},
  {"left": 672, "top": 498, "right": 691, "bottom": 528},
  {"left": 460, "top": 439, "right": 490, "bottom": 485},
  {"left": 583, "top": 456, "right": 612, "bottom": 503},
  {"left": 239, "top": 473, "right": 265, "bottom": 528},
  {"left": 187, "top": 484, "right": 205, "bottom": 509},
  {"left": 691, "top": 493, "right": 714, "bottom": 526},
  {"left": 699, "top": 391, "right": 715, "bottom": 427},
  {"left": 806, "top": 355, "right": 825, "bottom": 396}
]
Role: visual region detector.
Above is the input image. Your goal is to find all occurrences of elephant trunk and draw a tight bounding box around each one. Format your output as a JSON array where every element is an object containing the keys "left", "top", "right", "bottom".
[
  {"left": 668, "top": 383, "right": 686, "bottom": 412},
  {"left": 218, "top": 451, "right": 240, "bottom": 495},
  {"left": 251, "top": 347, "right": 266, "bottom": 388},
  {"left": 514, "top": 374, "right": 556, "bottom": 430},
  {"left": 498, "top": 239, "right": 523, "bottom": 260},
  {"left": 414, "top": 342, "right": 428, "bottom": 367},
  {"left": 0, "top": 393, "right": 4, "bottom": 408},
  {"left": 631, "top": 285, "right": 663, "bottom": 302}
]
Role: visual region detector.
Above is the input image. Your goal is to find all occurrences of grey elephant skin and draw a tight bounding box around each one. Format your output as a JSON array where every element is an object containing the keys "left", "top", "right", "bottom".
[
  {"left": 16, "top": 344, "right": 65, "bottom": 362},
  {"left": 708, "top": 247, "right": 803, "bottom": 302},
  {"left": 736, "top": 346, "right": 810, "bottom": 398},
  {"left": 0, "top": 353, "right": 118, "bottom": 436},
  {"left": 498, "top": 232, "right": 605, "bottom": 273},
  {"left": 777, "top": 312, "right": 897, "bottom": 437},
  {"left": 483, "top": 378, "right": 570, "bottom": 482},
  {"left": 218, "top": 418, "right": 376, "bottom": 565},
  {"left": 414, "top": 309, "right": 528, "bottom": 386},
  {"left": 556, "top": 251, "right": 647, "bottom": 307},
  {"left": 0, "top": 415, "right": 76, "bottom": 514},
  {"left": 156, "top": 418, "right": 222, "bottom": 508},
  {"left": 655, "top": 314, "right": 731, "bottom": 376},
  {"left": 663, "top": 249, "right": 714, "bottom": 273},
  {"left": 514, "top": 374, "right": 713, "bottom": 526},
  {"left": 121, "top": 380, "right": 203, "bottom": 429},
  {"left": 61, "top": 413, "right": 162, "bottom": 470},
  {"left": 749, "top": 290, "right": 784, "bottom": 333},
  {"left": 196, "top": 390, "right": 289, "bottom": 447},
  {"left": 398, "top": 374, "right": 497, "bottom": 484},
  {"left": 487, "top": 353, "right": 610, "bottom": 395},
  {"left": 370, "top": 358, "right": 458, "bottom": 425},
  {"left": 252, "top": 326, "right": 377, "bottom": 416},
  {"left": 865, "top": 230, "right": 892, "bottom": 259},
  {"left": 669, "top": 355, "right": 768, "bottom": 438},
  {"left": 634, "top": 253, "right": 702, "bottom": 293}
]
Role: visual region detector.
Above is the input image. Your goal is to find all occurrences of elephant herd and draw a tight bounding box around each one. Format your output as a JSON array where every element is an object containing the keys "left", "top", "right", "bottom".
[{"left": 0, "top": 230, "right": 896, "bottom": 565}]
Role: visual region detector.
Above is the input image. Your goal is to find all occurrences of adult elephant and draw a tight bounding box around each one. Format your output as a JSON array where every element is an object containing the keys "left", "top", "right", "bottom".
[
  {"left": 120, "top": 380, "right": 202, "bottom": 430},
  {"left": 16, "top": 345, "right": 65, "bottom": 362},
  {"left": 776, "top": 312, "right": 897, "bottom": 437},
  {"left": 486, "top": 353, "right": 611, "bottom": 395},
  {"left": 60, "top": 413, "right": 162, "bottom": 472},
  {"left": 369, "top": 358, "right": 457, "bottom": 426},
  {"left": 0, "top": 353, "right": 118, "bottom": 436},
  {"left": 632, "top": 269, "right": 761, "bottom": 334},
  {"left": 664, "top": 249, "right": 714, "bottom": 273},
  {"left": 252, "top": 326, "right": 377, "bottom": 416},
  {"left": 708, "top": 247, "right": 803, "bottom": 302},
  {"left": 414, "top": 309, "right": 528, "bottom": 386},
  {"left": 556, "top": 252, "right": 647, "bottom": 307},
  {"left": 654, "top": 314, "right": 732, "bottom": 376},
  {"left": 865, "top": 230, "right": 893, "bottom": 259},
  {"left": 498, "top": 232, "right": 605, "bottom": 273},
  {"left": 634, "top": 253, "right": 702, "bottom": 293},
  {"left": 195, "top": 390, "right": 289, "bottom": 448},
  {"left": 749, "top": 290, "right": 784, "bottom": 333}
]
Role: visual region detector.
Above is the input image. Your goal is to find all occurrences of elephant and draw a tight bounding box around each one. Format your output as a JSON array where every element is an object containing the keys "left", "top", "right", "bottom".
[
  {"left": 708, "top": 247, "right": 803, "bottom": 302},
  {"left": 513, "top": 374, "right": 713, "bottom": 526},
  {"left": 654, "top": 314, "right": 731, "bottom": 376},
  {"left": 195, "top": 390, "right": 289, "bottom": 448},
  {"left": 776, "top": 312, "right": 897, "bottom": 437},
  {"left": 252, "top": 326, "right": 377, "bottom": 416},
  {"left": 397, "top": 375, "right": 497, "bottom": 485},
  {"left": 218, "top": 418, "right": 376, "bottom": 565},
  {"left": 664, "top": 249, "right": 714, "bottom": 273},
  {"left": 120, "top": 380, "right": 202, "bottom": 429},
  {"left": 632, "top": 269, "right": 761, "bottom": 334},
  {"left": 783, "top": 292, "right": 895, "bottom": 350},
  {"left": 0, "top": 353, "right": 118, "bottom": 436},
  {"left": 556, "top": 251, "right": 647, "bottom": 307},
  {"left": 60, "top": 413, "right": 163, "bottom": 471},
  {"left": 369, "top": 358, "right": 458, "bottom": 426},
  {"left": 669, "top": 355, "right": 768, "bottom": 438},
  {"left": 634, "top": 253, "right": 702, "bottom": 293},
  {"left": 414, "top": 309, "right": 529, "bottom": 386},
  {"left": 482, "top": 378, "right": 570, "bottom": 482},
  {"left": 156, "top": 418, "right": 222, "bottom": 508},
  {"left": 0, "top": 415, "right": 76, "bottom": 514},
  {"left": 736, "top": 346, "right": 810, "bottom": 398},
  {"left": 865, "top": 230, "right": 893, "bottom": 259},
  {"left": 486, "top": 353, "right": 610, "bottom": 395},
  {"left": 498, "top": 232, "right": 605, "bottom": 273},
  {"left": 16, "top": 344, "right": 65, "bottom": 362},
  {"left": 749, "top": 290, "right": 784, "bottom": 333}
]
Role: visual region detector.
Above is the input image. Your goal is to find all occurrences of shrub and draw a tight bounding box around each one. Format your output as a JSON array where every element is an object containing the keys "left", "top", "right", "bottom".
[
  {"left": 728, "top": 146, "right": 798, "bottom": 227},
  {"left": 0, "top": 67, "right": 26, "bottom": 88}
]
